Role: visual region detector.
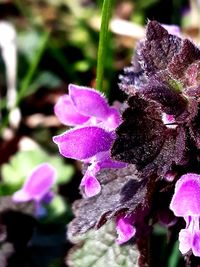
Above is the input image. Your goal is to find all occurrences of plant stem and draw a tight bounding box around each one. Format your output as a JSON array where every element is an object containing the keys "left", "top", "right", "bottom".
[{"left": 96, "top": 0, "right": 114, "bottom": 94}]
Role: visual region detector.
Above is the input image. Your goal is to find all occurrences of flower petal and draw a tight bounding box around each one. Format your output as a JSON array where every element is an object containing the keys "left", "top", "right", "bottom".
[
  {"left": 69, "top": 84, "right": 111, "bottom": 120},
  {"left": 102, "top": 107, "right": 122, "bottom": 130},
  {"left": 81, "top": 173, "right": 101, "bottom": 197},
  {"left": 162, "top": 24, "right": 180, "bottom": 36},
  {"left": 53, "top": 126, "right": 115, "bottom": 160},
  {"left": 179, "top": 229, "right": 192, "bottom": 254},
  {"left": 192, "top": 231, "right": 200, "bottom": 256},
  {"left": 12, "top": 189, "right": 31, "bottom": 202},
  {"left": 116, "top": 216, "right": 136, "bottom": 244},
  {"left": 13, "top": 163, "right": 56, "bottom": 202},
  {"left": 54, "top": 94, "right": 90, "bottom": 126},
  {"left": 98, "top": 158, "right": 127, "bottom": 169},
  {"left": 170, "top": 173, "right": 200, "bottom": 216}
]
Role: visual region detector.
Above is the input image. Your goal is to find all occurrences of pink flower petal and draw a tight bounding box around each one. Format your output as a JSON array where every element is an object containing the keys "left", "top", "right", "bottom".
[
  {"left": 116, "top": 216, "right": 136, "bottom": 244},
  {"left": 102, "top": 107, "right": 122, "bottom": 130},
  {"left": 179, "top": 229, "right": 192, "bottom": 254},
  {"left": 192, "top": 231, "right": 200, "bottom": 256},
  {"left": 69, "top": 84, "right": 111, "bottom": 120},
  {"left": 53, "top": 126, "right": 115, "bottom": 160},
  {"left": 170, "top": 173, "right": 200, "bottom": 217},
  {"left": 81, "top": 173, "right": 101, "bottom": 197},
  {"left": 13, "top": 163, "right": 56, "bottom": 202},
  {"left": 162, "top": 24, "right": 180, "bottom": 36},
  {"left": 12, "top": 189, "right": 31, "bottom": 202},
  {"left": 54, "top": 94, "right": 90, "bottom": 126},
  {"left": 98, "top": 158, "right": 127, "bottom": 169}
]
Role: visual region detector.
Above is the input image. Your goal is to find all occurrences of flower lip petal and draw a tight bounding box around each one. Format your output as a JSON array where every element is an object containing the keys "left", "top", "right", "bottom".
[
  {"left": 81, "top": 173, "right": 101, "bottom": 198},
  {"left": 53, "top": 126, "right": 115, "bottom": 160},
  {"left": 69, "top": 84, "right": 111, "bottom": 120},
  {"left": 116, "top": 216, "right": 136, "bottom": 244},
  {"left": 54, "top": 94, "right": 90, "bottom": 126}
]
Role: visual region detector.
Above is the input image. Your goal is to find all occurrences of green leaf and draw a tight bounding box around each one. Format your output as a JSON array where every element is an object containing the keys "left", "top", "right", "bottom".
[
  {"left": 67, "top": 222, "right": 139, "bottom": 267},
  {"left": 27, "top": 71, "right": 62, "bottom": 96},
  {"left": 1, "top": 148, "right": 74, "bottom": 195}
]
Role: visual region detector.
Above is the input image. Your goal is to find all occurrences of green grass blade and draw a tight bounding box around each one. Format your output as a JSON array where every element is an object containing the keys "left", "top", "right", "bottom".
[{"left": 96, "top": 0, "right": 114, "bottom": 95}]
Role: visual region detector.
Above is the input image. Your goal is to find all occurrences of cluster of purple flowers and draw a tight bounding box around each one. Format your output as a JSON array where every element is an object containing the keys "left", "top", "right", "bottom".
[
  {"left": 51, "top": 85, "right": 200, "bottom": 256},
  {"left": 12, "top": 21, "right": 200, "bottom": 260},
  {"left": 52, "top": 84, "right": 136, "bottom": 243}
]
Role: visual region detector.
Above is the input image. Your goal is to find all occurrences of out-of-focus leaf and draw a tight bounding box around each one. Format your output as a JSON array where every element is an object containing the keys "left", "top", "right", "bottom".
[
  {"left": 73, "top": 61, "right": 90, "bottom": 72},
  {"left": 18, "top": 30, "right": 42, "bottom": 63},
  {"left": 67, "top": 222, "right": 139, "bottom": 267},
  {"left": 43, "top": 195, "right": 71, "bottom": 223},
  {"left": 1, "top": 148, "right": 74, "bottom": 194},
  {"left": 28, "top": 71, "right": 62, "bottom": 96}
]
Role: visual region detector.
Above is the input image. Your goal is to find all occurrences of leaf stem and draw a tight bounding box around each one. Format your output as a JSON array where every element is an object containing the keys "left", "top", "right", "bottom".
[{"left": 96, "top": 0, "right": 114, "bottom": 94}]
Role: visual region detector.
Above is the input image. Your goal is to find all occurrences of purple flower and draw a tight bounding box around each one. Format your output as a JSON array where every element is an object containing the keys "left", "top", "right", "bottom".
[
  {"left": 161, "top": 24, "right": 180, "bottom": 36},
  {"left": 170, "top": 173, "right": 200, "bottom": 256},
  {"left": 116, "top": 215, "right": 136, "bottom": 244},
  {"left": 12, "top": 163, "right": 56, "bottom": 203},
  {"left": 54, "top": 84, "right": 121, "bottom": 130},
  {"left": 53, "top": 84, "right": 127, "bottom": 197}
]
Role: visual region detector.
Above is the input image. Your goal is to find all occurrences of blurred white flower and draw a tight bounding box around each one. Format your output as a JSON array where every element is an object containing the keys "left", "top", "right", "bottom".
[{"left": 0, "top": 21, "right": 21, "bottom": 128}]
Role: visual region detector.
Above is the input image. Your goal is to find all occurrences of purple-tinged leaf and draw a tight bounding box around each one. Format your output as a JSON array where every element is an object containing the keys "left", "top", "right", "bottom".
[
  {"left": 111, "top": 95, "right": 188, "bottom": 178},
  {"left": 139, "top": 74, "right": 186, "bottom": 116},
  {"left": 168, "top": 39, "right": 200, "bottom": 80},
  {"left": 54, "top": 95, "right": 90, "bottom": 126},
  {"left": 68, "top": 165, "right": 149, "bottom": 236},
  {"left": 140, "top": 20, "right": 182, "bottom": 74},
  {"left": 53, "top": 126, "right": 115, "bottom": 160}
]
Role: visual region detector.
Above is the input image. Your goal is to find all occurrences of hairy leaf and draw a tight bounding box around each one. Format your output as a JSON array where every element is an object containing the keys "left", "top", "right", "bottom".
[
  {"left": 67, "top": 222, "right": 140, "bottom": 267},
  {"left": 111, "top": 95, "right": 188, "bottom": 178},
  {"left": 68, "top": 165, "right": 149, "bottom": 236},
  {"left": 140, "top": 20, "right": 181, "bottom": 74}
]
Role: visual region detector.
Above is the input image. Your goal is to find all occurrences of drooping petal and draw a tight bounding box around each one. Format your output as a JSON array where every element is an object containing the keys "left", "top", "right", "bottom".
[
  {"left": 13, "top": 163, "right": 56, "bottom": 202},
  {"left": 170, "top": 173, "right": 200, "bottom": 216},
  {"left": 53, "top": 126, "right": 115, "bottom": 160},
  {"left": 54, "top": 94, "right": 90, "bottom": 126},
  {"left": 179, "top": 229, "right": 192, "bottom": 254},
  {"left": 116, "top": 216, "right": 136, "bottom": 244},
  {"left": 81, "top": 172, "right": 101, "bottom": 197},
  {"left": 69, "top": 84, "right": 111, "bottom": 120},
  {"left": 192, "top": 231, "right": 200, "bottom": 256}
]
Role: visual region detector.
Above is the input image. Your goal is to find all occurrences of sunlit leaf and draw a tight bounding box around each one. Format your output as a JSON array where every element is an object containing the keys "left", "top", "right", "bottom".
[{"left": 67, "top": 222, "right": 139, "bottom": 267}]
